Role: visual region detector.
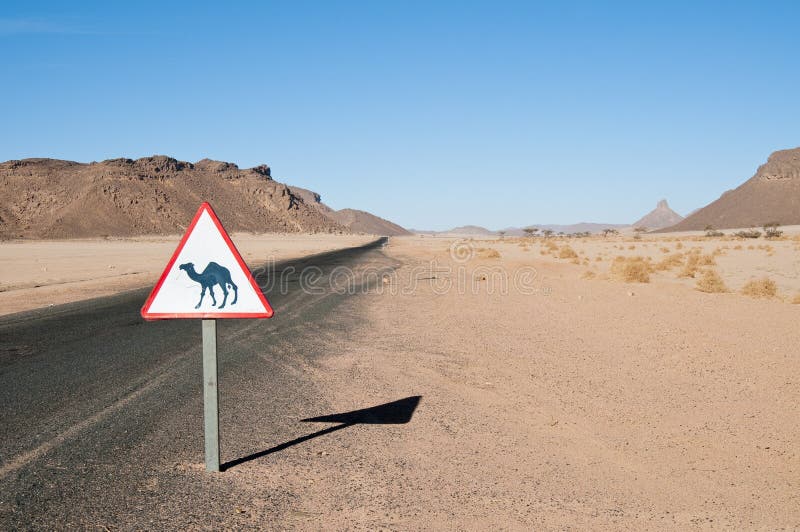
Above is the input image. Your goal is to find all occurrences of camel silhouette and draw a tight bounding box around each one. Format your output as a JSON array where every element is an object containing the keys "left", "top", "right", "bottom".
[{"left": 178, "top": 261, "right": 238, "bottom": 309}]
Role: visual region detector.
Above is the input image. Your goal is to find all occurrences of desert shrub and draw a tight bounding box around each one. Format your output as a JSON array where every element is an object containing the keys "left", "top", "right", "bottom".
[
  {"left": 679, "top": 253, "right": 701, "bottom": 278},
  {"left": 764, "top": 222, "right": 783, "bottom": 239},
  {"left": 595, "top": 256, "right": 603, "bottom": 262},
  {"left": 628, "top": 245, "right": 636, "bottom": 250},
  {"left": 698, "top": 254, "right": 716, "bottom": 266},
  {"left": 735, "top": 230, "right": 761, "bottom": 239},
  {"left": 544, "top": 240, "right": 559, "bottom": 252},
  {"left": 582, "top": 270, "right": 596, "bottom": 279},
  {"left": 558, "top": 245, "right": 578, "bottom": 259},
  {"left": 478, "top": 248, "right": 501, "bottom": 259},
  {"left": 675, "top": 242, "right": 684, "bottom": 249},
  {"left": 791, "top": 293, "right": 800, "bottom": 305},
  {"left": 740, "top": 277, "right": 778, "bottom": 299},
  {"left": 733, "top": 245, "right": 742, "bottom": 250},
  {"left": 695, "top": 269, "right": 728, "bottom": 293},
  {"left": 611, "top": 256, "right": 651, "bottom": 283},
  {"left": 660, "top": 247, "right": 671, "bottom": 253},
  {"left": 654, "top": 252, "right": 684, "bottom": 271}
]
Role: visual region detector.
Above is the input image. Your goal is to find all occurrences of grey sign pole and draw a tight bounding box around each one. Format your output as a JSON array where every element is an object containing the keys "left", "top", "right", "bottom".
[{"left": 202, "top": 319, "right": 220, "bottom": 472}]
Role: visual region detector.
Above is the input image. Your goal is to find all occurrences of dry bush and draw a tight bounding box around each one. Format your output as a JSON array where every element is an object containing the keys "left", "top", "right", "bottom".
[
  {"left": 628, "top": 245, "right": 636, "bottom": 250},
  {"left": 570, "top": 258, "right": 581, "bottom": 265},
  {"left": 698, "top": 254, "right": 716, "bottom": 266},
  {"left": 678, "top": 250, "right": 715, "bottom": 277},
  {"left": 747, "top": 244, "right": 755, "bottom": 250},
  {"left": 660, "top": 247, "right": 671, "bottom": 253},
  {"left": 733, "top": 245, "right": 742, "bottom": 250},
  {"left": 611, "top": 256, "right": 651, "bottom": 283},
  {"left": 675, "top": 242, "right": 684, "bottom": 249},
  {"left": 654, "top": 252, "right": 684, "bottom": 271},
  {"left": 582, "top": 270, "right": 596, "bottom": 279},
  {"left": 695, "top": 269, "right": 728, "bottom": 293},
  {"left": 558, "top": 245, "right": 578, "bottom": 259},
  {"left": 740, "top": 277, "right": 778, "bottom": 299},
  {"left": 595, "top": 256, "right": 603, "bottom": 262},
  {"left": 478, "top": 248, "right": 501, "bottom": 259},
  {"left": 791, "top": 293, "right": 800, "bottom": 304},
  {"left": 679, "top": 253, "right": 701, "bottom": 278}
]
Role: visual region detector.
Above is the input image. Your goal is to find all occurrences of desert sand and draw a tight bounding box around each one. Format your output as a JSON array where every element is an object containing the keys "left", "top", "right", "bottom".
[
  {"left": 217, "top": 234, "right": 798, "bottom": 529},
  {"left": 0, "top": 234, "right": 376, "bottom": 316},
  {"left": 2, "top": 233, "right": 798, "bottom": 528}
]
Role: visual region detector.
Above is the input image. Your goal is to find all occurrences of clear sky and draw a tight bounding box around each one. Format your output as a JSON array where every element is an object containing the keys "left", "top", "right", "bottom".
[{"left": 2, "top": 1, "right": 798, "bottom": 230}]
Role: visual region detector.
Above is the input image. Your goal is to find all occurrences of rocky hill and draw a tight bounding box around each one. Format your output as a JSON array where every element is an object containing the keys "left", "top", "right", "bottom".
[
  {"left": 631, "top": 199, "right": 684, "bottom": 230},
  {"left": 0, "top": 156, "right": 347, "bottom": 239},
  {"left": 290, "top": 186, "right": 410, "bottom": 236},
  {"left": 663, "top": 147, "right": 800, "bottom": 232}
]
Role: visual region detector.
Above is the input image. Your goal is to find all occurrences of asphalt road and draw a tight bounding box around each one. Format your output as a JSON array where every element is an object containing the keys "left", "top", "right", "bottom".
[{"left": 0, "top": 237, "right": 396, "bottom": 530}]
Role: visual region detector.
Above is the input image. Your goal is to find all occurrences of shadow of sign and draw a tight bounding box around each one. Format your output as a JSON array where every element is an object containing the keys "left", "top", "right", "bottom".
[{"left": 221, "top": 396, "right": 421, "bottom": 471}]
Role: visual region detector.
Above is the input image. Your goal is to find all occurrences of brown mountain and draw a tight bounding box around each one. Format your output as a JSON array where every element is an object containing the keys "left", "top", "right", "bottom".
[
  {"left": 0, "top": 156, "right": 347, "bottom": 239},
  {"left": 632, "top": 199, "right": 684, "bottom": 230},
  {"left": 663, "top": 147, "right": 800, "bottom": 232},
  {"left": 290, "top": 186, "right": 410, "bottom": 236}
]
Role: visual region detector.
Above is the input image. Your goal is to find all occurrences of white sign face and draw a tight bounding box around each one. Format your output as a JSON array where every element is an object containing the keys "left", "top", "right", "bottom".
[{"left": 141, "top": 203, "right": 274, "bottom": 319}]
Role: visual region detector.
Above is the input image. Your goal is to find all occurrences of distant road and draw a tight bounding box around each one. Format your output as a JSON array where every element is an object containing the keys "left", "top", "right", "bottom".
[{"left": 0, "top": 237, "right": 395, "bottom": 529}]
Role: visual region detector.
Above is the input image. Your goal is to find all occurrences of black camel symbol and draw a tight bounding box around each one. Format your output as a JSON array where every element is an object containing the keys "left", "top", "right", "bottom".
[{"left": 178, "top": 261, "right": 238, "bottom": 309}]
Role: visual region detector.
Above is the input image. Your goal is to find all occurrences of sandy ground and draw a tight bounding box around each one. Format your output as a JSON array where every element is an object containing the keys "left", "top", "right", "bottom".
[
  {"left": 3, "top": 233, "right": 798, "bottom": 528},
  {"left": 220, "top": 234, "right": 799, "bottom": 529},
  {"left": 472, "top": 232, "right": 800, "bottom": 298},
  {"left": 0, "top": 234, "right": 375, "bottom": 316}
]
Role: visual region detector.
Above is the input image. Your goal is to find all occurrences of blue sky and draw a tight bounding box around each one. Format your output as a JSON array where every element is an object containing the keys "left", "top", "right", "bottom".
[{"left": 2, "top": 1, "right": 798, "bottom": 230}]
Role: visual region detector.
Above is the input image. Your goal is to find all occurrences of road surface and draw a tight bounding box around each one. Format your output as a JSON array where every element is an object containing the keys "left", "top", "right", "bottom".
[{"left": 0, "top": 237, "right": 395, "bottom": 529}]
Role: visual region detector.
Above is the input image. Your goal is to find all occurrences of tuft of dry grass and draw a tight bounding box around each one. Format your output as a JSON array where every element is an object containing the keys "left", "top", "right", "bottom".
[
  {"left": 558, "top": 245, "right": 578, "bottom": 259},
  {"left": 476, "top": 247, "right": 501, "bottom": 259},
  {"left": 654, "top": 252, "right": 684, "bottom": 271},
  {"left": 695, "top": 268, "right": 728, "bottom": 293},
  {"left": 675, "top": 242, "right": 684, "bottom": 250},
  {"left": 582, "top": 270, "right": 596, "bottom": 280},
  {"left": 659, "top": 247, "right": 671, "bottom": 253},
  {"left": 678, "top": 250, "right": 716, "bottom": 277},
  {"left": 611, "top": 256, "right": 651, "bottom": 283},
  {"left": 740, "top": 277, "right": 778, "bottom": 299},
  {"left": 791, "top": 293, "right": 800, "bottom": 305},
  {"left": 733, "top": 245, "right": 742, "bottom": 250},
  {"left": 679, "top": 253, "right": 701, "bottom": 278}
]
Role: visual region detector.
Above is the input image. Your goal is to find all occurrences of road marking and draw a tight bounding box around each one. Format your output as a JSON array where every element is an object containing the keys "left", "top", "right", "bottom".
[{"left": 0, "top": 355, "right": 185, "bottom": 480}]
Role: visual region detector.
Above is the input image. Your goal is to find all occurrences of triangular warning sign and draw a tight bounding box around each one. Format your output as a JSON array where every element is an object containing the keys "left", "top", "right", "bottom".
[{"left": 141, "top": 202, "right": 274, "bottom": 320}]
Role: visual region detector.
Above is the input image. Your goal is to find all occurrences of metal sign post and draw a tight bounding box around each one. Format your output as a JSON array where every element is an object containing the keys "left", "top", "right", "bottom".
[
  {"left": 141, "top": 203, "right": 274, "bottom": 474},
  {"left": 202, "top": 319, "right": 220, "bottom": 472}
]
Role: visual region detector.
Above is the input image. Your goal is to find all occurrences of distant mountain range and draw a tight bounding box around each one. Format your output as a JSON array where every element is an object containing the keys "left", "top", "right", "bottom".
[
  {"left": 413, "top": 222, "right": 629, "bottom": 236},
  {"left": 0, "top": 156, "right": 409, "bottom": 239}
]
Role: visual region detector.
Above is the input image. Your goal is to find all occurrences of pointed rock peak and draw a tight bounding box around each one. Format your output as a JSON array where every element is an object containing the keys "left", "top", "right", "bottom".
[{"left": 656, "top": 199, "right": 669, "bottom": 209}]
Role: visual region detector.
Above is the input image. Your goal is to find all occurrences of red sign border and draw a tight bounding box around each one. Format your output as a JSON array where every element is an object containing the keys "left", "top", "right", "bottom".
[{"left": 140, "top": 202, "right": 274, "bottom": 320}]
